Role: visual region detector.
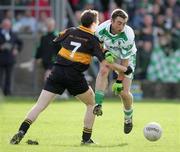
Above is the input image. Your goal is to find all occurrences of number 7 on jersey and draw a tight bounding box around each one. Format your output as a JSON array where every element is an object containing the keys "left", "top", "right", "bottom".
[{"left": 70, "top": 41, "right": 81, "bottom": 58}]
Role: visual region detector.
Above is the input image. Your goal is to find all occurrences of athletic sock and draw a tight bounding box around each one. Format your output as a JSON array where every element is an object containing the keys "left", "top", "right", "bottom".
[
  {"left": 18, "top": 119, "right": 32, "bottom": 135},
  {"left": 124, "top": 108, "right": 133, "bottom": 120},
  {"left": 95, "top": 90, "right": 104, "bottom": 105},
  {"left": 82, "top": 127, "right": 92, "bottom": 141}
]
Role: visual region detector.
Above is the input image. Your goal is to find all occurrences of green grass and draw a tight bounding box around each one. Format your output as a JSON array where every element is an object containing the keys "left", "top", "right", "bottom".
[{"left": 0, "top": 97, "right": 180, "bottom": 152}]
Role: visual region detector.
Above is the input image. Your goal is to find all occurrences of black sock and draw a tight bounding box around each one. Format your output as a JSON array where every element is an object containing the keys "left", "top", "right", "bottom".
[
  {"left": 18, "top": 119, "right": 32, "bottom": 135},
  {"left": 82, "top": 127, "right": 92, "bottom": 141}
]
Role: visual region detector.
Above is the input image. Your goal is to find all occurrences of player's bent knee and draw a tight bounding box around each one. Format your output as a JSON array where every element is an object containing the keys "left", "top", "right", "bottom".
[
  {"left": 120, "top": 90, "right": 131, "bottom": 99},
  {"left": 77, "top": 88, "right": 95, "bottom": 106},
  {"left": 86, "top": 99, "right": 95, "bottom": 106},
  {"left": 85, "top": 100, "right": 95, "bottom": 106}
]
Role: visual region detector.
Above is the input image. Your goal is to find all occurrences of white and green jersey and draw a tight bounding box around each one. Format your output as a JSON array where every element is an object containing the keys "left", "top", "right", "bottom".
[
  {"left": 95, "top": 20, "right": 137, "bottom": 78},
  {"left": 95, "top": 20, "right": 137, "bottom": 59}
]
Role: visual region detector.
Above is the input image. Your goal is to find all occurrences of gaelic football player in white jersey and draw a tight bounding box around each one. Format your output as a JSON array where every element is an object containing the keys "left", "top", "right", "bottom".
[{"left": 93, "top": 9, "right": 137, "bottom": 134}]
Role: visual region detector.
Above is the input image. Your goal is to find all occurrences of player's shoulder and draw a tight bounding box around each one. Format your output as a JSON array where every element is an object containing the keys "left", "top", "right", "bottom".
[
  {"left": 59, "top": 27, "right": 76, "bottom": 35},
  {"left": 92, "top": 35, "right": 101, "bottom": 43},
  {"left": 124, "top": 25, "right": 135, "bottom": 40},
  {"left": 68, "top": 27, "right": 77, "bottom": 31},
  {"left": 96, "top": 20, "right": 111, "bottom": 31}
]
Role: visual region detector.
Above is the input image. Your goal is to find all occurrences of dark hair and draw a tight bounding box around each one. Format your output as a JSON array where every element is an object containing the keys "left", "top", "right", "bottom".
[
  {"left": 80, "top": 9, "right": 98, "bottom": 27},
  {"left": 111, "top": 9, "right": 128, "bottom": 21}
]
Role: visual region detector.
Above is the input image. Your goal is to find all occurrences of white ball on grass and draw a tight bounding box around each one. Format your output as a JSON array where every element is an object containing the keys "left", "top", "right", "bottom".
[{"left": 143, "top": 122, "right": 162, "bottom": 141}]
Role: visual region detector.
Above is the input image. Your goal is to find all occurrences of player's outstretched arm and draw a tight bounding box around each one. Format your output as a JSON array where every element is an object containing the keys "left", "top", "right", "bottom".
[{"left": 102, "top": 60, "right": 132, "bottom": 75}]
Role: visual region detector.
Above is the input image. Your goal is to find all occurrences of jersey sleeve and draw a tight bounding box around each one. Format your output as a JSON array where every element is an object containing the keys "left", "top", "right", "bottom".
[
  {"left": 91, "top": 36, "right": 105, "bottom": 62},
  {"left": 120, "top": 27, "right": 137, "bottom": 59},
  {"left": 95, "top": 21, "right": 108, "bottom": 43},
  {"left": 95, "top": 27, "right": 103, "bottom": 43},
  {"left": 53, "top": 27, "right": 75, "bottom": 43}
]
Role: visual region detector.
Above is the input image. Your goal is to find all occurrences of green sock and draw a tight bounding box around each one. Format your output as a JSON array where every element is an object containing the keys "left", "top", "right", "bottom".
[
  {"left": 95, "top": 90, "right": 104, "bottom": 105},
  {"left": 124, "top": 108, "right": 133, "bottom": 119}
]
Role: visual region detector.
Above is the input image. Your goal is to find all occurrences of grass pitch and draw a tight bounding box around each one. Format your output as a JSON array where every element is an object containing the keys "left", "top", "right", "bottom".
[{"left": 0, "top": 97, "right": 179, "bottom": 152}]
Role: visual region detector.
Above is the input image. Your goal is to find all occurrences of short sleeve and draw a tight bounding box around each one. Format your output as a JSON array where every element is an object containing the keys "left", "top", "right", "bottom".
[{"left": 91, "top": 36, "right": 104, "bottom": 62}]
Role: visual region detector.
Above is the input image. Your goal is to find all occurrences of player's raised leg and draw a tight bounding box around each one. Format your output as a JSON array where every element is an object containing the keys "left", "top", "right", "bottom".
[
  {"left": 120, "top": 77, "right": 133, "bottom": 134},
  {"left": 10, "top": 90, "right": 56, "bottom": 144},
  {"left": 76, "top": 87, "right": 96, "bottom": 144}
]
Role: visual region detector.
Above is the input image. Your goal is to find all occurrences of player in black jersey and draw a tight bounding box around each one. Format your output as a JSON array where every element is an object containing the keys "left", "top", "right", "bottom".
[{"left": 10, "top": 9, "right": 132, "bottom": 145}]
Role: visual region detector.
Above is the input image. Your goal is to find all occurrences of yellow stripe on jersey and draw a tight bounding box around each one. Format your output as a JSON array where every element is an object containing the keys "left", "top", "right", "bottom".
[
  {"left": 78, "top": 25, "right": 95, "bottom": 35},
  {"left": 58, "top": 47, "right": 92, "bottom": 64}
]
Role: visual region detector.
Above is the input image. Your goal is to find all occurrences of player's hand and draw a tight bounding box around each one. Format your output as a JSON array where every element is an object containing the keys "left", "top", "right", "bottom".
[
  {"left": 112, "top": 80, "right": 123, "bottom": 95},
  {"left": 93, "top": 104, "right": 103, "bottom": 116},
  {"left": 124, "top": 66, "right": 133, "bottom": 75},
  {"left": 105, "top": 51, "right": 117, "bottom": 63}
]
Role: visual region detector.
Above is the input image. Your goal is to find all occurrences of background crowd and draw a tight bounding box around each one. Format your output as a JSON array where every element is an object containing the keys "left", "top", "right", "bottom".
[{"left": 0, "top": 0, "right": 180, "bottom": 96}]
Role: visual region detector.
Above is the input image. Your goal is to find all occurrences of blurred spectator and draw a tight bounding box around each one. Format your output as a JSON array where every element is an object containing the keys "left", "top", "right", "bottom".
[
  {"left": 69, "top": 0, "right": 102, "bottom": 11},
  {"left": 147, "top": 32, "right": 180, "bottom": 82},
  {"left": 3, "top": 10, "right": 18, "bottom": 28},
  {"left": 164, "top": 7, "right": 174, "bottom": 31},
  {"left": 3, "top": 10, "right": 13, "bottom": 20},
  {"left": 138, "top": 14, "right": 154, "bottom": 47},
  {"left": 34, "top": 18, "right": 59, "bottom": 81},
  {"left": 131, "top": 6, "right": 146, "bottom": 31},
  {"left": 68, "top": 0, "right": 83, "bottom": 11},
  {"left": 171, "top": 19, "right": 180, "bottom": 51},
  {"left": 37, "top": 11, "right": 49, "bottom": 33},
  {"left": 151, "top": 4, "right": 161, "bottom": 24},
  {"left": 135, "top": 40, "right": 153, "bottom": 79},
  {"left": 68, "top": 0, "right": 122, "bottom": 21},
  {"left": 99, "top": 0, "right": 124, "bottom": 20},
  {"left": 137, "top": 0, "right": 152, "bottom": 13},
  {"left": 13, "top": 10, "right": 37, "bottom": 33},
  {"left": 153, "top": 14, "right": 165, "bottom": 46},
  {"left": 99, "top": 0, "right": 110, "bottom": 20},
  {"left": 0, "top": 18, "right": 23, "bottom": 96},
  {"left": 165, "top": 0, "right": 180, "bottom": 18},
  {"left": 153, "top": 0, "right": 166, "bottom": 14}
]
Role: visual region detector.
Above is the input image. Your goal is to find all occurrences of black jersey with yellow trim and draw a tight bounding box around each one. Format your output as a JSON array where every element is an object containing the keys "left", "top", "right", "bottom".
[{"left": 54, "top": 26, "right": 104, "bottom": 72}]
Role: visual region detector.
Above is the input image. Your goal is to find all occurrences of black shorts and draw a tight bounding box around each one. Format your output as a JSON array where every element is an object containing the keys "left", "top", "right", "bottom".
[{"left": 44, "top": 65, "right": 89, "bottom": 96}]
